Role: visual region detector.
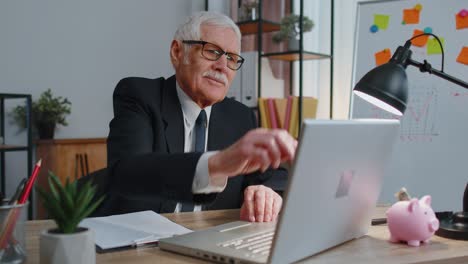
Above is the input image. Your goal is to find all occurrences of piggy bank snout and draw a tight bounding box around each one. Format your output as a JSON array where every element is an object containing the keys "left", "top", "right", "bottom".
[{"left": 429, "top": 219, "right": 439, "bottom": 232}]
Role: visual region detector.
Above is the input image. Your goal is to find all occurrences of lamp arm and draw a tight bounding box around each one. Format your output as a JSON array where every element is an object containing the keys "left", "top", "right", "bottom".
[{"left": 406, "top": 58, "right": 468, "bottom": 89}]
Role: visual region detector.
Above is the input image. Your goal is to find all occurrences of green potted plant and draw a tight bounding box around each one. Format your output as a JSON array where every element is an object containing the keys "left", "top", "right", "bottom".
[
  {"left": 272, "top": 14, "right": 314, "bottom": 50},
  {"left": 37, "top": 171, "right": 104, "bottom": 264},
  {"left": 10, "top": 89, "right": 71, "bottom": 139},
  {"left": 238, "top": 0, "right": 259, "bottom": 21}
]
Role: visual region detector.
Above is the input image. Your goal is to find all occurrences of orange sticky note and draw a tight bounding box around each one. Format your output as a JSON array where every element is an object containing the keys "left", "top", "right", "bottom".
[
  {"left": 456, "top": 46, "right": 468, "bottom": 65},
  {"left": 375, "top": 49, "right": 392, "bottom": 66},
  {"left": 410, "top": 29, "right": 429, "bottom": 47},
  {"left": 403, "top": 9, "right": 420, "bottom": 24},
  {"left": 456, "top": 13, "right": 468, "bottom": 30}
]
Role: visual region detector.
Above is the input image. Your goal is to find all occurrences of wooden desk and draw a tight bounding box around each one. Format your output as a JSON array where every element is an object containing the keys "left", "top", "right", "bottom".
[{"left": 25, "top": 208, "right": 468, "bottom": 264}]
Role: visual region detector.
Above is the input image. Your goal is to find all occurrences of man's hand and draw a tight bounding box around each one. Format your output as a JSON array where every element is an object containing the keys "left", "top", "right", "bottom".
[
  {"left": 208, "top": 128, "right": 297, "bottom": 179},
  {"left": 240, "top": 185, "right": 282, "bottom": 222}
]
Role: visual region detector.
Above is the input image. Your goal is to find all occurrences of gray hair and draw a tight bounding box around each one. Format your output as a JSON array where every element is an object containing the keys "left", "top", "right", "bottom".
[{"left": 174, "top": 11, "right": 241, "bottom": 48}]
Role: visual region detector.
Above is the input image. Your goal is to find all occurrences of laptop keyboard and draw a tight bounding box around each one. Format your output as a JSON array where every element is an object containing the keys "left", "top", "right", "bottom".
[{"left": 219, "top": 231, "right": 275, "bottom": 257}]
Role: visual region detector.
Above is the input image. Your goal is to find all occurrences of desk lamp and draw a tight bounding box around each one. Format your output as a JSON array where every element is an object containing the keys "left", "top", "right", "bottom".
[{"left": 353, "top": 33, "right": 468, "bottom": 240}]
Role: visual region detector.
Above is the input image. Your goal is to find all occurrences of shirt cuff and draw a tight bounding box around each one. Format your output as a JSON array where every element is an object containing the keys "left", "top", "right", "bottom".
[{"left": 192, "top": 151, "right": 228, "bottom": 194}]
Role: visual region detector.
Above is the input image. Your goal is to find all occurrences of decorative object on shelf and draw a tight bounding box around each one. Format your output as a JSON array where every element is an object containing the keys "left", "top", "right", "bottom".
[
  {"left": 11, "top": 89, "right": 71, "bottom": 139},
  {"left": 238, "top": 0, "right": 259, "bottom": 22},
  {"left": 272, "top": 14, "right": 314, "bottom": 50},
  {"left": 386, "top": 195, "right": 439, "bottom": 246},
  {"left": 37, "top": 171, "right": 104, "bottom": 264}
]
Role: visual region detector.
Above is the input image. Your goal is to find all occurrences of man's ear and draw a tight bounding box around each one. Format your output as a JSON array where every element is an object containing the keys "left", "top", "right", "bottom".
[{"left": 170, "top": 40, "right": 182, "bottom": 68}]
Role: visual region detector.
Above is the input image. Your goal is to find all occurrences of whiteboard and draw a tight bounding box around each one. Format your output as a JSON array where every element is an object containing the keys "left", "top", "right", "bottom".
[{"left": 350, "top": 0, "right": 468, "bottom": 211}]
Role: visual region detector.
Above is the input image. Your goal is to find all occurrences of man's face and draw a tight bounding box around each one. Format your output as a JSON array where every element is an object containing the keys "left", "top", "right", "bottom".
[{"left": 171, "top": 24, "right": 240, "bottom": 108}]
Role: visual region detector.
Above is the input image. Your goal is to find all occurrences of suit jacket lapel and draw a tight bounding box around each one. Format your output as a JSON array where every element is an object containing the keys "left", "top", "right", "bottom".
[
  {"left": 208, "top": 101, "right": 228, "bottom": 151},
  {"left": 161, "top": 75, "right": 184, "bottom": 153}
]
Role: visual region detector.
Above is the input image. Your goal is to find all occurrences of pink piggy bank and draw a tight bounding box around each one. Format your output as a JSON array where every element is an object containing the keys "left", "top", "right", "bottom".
[{"left": 386, "top": 195, "right": 439, "bottom": 246}]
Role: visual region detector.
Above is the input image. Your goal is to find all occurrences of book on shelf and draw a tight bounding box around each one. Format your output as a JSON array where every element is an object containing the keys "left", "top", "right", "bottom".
[
  {"left": 258, "top": 96, "right": 318, "bottom": 138},
  {"left": 274, "top": 98, "right": 288, "bottom": 129},
  {"left": 267, "top": 98, "right": 279, "bottom": 129},
  {"left": 258, "top": 98, "right": 269, "bottom": 129}
]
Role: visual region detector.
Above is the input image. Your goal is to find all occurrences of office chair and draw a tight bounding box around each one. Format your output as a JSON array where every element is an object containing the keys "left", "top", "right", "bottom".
[{"left": 77, "top": 168, "right": 112, "bottom": 217}]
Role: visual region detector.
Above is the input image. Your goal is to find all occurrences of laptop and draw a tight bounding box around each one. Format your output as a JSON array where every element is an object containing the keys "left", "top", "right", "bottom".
[{"left": 159, "top": 119, "right": 400, "bottom": 264}]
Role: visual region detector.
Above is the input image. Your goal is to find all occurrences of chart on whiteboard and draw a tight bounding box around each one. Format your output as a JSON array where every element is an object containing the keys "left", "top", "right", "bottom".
[{"left": 368, "top": 84, "right": 439, "bottom": 142}]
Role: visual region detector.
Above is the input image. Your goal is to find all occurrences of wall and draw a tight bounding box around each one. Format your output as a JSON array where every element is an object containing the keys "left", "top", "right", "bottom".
[
  {"left": 0, "top": 0, "right": 204, "bottom": 210},
  {"left": 333, "top": 0, "right": 380, "bottom": 119}
]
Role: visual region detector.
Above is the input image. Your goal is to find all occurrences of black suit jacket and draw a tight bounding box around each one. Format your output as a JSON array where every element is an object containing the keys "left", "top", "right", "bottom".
[{"left": 104, "top": 75, "right": 287, "bottom": 215}]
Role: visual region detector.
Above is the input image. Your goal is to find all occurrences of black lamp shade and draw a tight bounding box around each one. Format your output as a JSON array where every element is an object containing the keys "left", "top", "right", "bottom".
[{"left": 354, "top": 62, "right": 409, "bottom": 116}]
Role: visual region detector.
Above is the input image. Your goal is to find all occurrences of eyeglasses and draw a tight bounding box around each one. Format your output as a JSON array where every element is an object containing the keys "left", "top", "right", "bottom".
[{"left": 182, "top": 40, "right": 244, "bottom": 71}]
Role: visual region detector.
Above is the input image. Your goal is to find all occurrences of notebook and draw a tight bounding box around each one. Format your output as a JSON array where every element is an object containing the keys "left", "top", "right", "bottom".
[
  {"left": 80, "top": 210, "right": 191, "bottom": 252},
  {"left": 159, "top": 119, "right": 400, "bottom": 264}
]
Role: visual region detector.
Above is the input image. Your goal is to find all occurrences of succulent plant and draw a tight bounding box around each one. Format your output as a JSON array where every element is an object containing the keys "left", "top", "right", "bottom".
[{"left": 36, "top": 171, "right": 104, "bottom": 234}]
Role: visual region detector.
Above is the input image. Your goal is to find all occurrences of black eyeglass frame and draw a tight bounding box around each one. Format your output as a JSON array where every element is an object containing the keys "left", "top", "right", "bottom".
[{"left": 182, "top": 40, "right": 245, "bottom": 71}]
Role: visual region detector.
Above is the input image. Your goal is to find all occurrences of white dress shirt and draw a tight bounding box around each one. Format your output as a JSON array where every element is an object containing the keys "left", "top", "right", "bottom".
[{"left": 174, "top": 83, "right": 228, "bottom": 212}]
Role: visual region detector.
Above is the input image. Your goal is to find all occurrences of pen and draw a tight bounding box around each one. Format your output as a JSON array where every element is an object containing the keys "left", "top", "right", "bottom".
[
  {"left": 18, "top": 159, "right": 42, "bottom": 204},
  {"left": 8, "top": 178, "right": 27, "bottom": 205},
  {"left": 0, "top": 159, "right": 42, "bottom": 249}
]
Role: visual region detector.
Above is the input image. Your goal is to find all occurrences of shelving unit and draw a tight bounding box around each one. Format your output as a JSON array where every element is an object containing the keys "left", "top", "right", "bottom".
[
  {"left": 237, "top": 19, "right": 280, "bottom": 34},
  {"left": 237, "top": 0, "right": 334, "bottom": 134},
  {"left": 0, "top": 93, "right": 33, "bottom": 218}
]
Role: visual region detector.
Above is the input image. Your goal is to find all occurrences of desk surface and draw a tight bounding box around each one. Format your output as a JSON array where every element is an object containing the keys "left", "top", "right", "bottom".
[{"left": 25, "top": 207, "right": 468, "bottom": 264}]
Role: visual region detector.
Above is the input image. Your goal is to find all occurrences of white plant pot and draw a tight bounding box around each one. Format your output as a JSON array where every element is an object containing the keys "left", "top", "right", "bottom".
[
  {"left": 288, "top": 38, "right": 300, "bottom": 51},
  {"left": 40, "top": 227, "right": 95, "bottom": 264}
]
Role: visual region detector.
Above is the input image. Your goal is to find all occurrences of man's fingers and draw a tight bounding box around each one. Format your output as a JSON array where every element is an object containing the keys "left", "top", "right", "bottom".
[
  {"left": 239, "top": 204, "right": 249, "bottom": 221},
  {"left": 272, "top": 130, "right": 297, "bottom": 161},
  {"left": 261, "top": 137, "right": 281, "bottom": 169},
  {"left": 250, "top": 129, "right": 296, "bottom": 164},
  {"left": 242, "top": 186, "right": 282, "bottom": 223},
  {"left": 213, "top": 128, "right": 297, "bottom": 178},
  {"left": 271, "top": 194, "right": 282, "bottom": 222},
  {"left": 244, "top": 187, "right": 256, "bottom": 222},
  {"left": 245, "top": 132, "right": 282, "bottom": 169},
  {"left": 254, "top": 188, "right": 266, "bottom": 222},
  {"left": 263, "top": 189, "right": 273, "bottom": 222}
]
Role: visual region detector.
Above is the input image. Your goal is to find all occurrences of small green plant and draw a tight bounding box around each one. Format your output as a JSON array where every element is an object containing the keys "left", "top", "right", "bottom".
[
  {"left": 272, "top": 14, "right": 314, "bottom": 43},
  {"left": 10, "top": 89, "right": 71, "bottom": 134},
  {"left": 36, "top": 171, "right": 104, "bottom": 234},
  {"left": 238, "top": 0, "right": 258, "bottom": 21}
]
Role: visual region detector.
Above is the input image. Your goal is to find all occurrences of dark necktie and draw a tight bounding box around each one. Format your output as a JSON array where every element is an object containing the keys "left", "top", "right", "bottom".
[
  {"left": 194, "top": 109, "right": 207, "bottom": 152},
  {"left": 181, "top": 109, "right": 207, "bottom": 212}
]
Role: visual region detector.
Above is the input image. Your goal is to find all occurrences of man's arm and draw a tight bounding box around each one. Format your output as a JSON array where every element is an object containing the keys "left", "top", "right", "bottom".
[{"left": 208, "top": 128, "right": 297, "bottom": 222}]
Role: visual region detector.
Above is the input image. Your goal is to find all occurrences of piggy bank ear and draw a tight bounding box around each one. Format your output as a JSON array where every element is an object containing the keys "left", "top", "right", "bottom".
[
  {"left": 420, "top": 195, "right": 432, "bottom": 206},
  {"left": 408, "top": 198, "right": 419, "bottom": 213}
]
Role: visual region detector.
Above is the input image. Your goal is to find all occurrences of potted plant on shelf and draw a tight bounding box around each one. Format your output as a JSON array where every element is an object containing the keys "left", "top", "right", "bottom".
[
  {"left": 10, "top": 89, "right": 71, "bottom": 139},
  {"left": 37, "top": 171, "right": 104, "bottom": 264},
  {"left": 272, "top": 14, "right": 314, "bottom": 50},
  {"left": 238, "top": 0, "right": 259, "bottom": 21}
]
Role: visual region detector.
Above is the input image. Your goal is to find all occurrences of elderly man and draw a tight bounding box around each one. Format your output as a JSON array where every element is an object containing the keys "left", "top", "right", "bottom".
[{"left": 106, "top": 11, "right": 297, "bottom": 222}]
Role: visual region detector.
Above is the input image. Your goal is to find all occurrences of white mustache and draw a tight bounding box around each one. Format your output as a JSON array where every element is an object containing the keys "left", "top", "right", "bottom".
[{"left": 202, "top": 71, "right": 228, "bottom": 86}]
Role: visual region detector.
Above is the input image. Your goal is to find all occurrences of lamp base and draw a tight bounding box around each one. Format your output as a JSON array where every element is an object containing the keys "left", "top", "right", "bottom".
[{"left": 435, "top": 211, "right": 468, "bottom": 240}]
